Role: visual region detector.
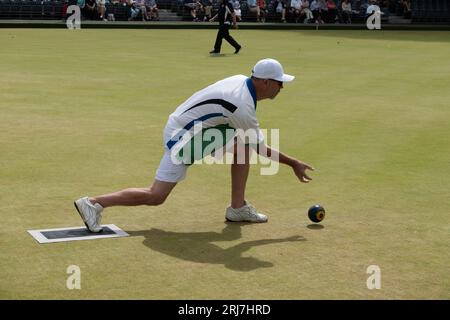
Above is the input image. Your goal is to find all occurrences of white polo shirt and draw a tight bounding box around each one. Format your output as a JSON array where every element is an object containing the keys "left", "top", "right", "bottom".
[{"left": 155, "top": 75, "right": 264, "bottom": 182}]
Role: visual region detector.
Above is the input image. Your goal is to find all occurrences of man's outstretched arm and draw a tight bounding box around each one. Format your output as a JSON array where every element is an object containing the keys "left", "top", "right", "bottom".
[{"left": 256, "top": 144, "right": 315, "bottom": 183}]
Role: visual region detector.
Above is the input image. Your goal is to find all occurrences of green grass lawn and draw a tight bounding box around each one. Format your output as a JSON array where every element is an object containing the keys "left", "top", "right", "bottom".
[{"left": 0, "top": 29, "right": 449, "bottom": 299}]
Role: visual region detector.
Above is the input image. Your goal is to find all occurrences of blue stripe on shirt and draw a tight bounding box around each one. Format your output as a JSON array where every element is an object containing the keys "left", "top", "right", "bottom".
[
  {"left": 166, "top": 113, "right": 225, "bottom": 149},
  {"left": 246, "top": 77, "right": 257, "bottom": 109}
]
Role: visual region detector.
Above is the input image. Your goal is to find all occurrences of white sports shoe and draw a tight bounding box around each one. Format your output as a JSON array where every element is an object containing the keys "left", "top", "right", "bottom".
[
  {"left": 74, "top": 197, "right": 104, "bottom": 233},
  {"left": 225, "top": 201, "right": 268, "bottom": 223}
]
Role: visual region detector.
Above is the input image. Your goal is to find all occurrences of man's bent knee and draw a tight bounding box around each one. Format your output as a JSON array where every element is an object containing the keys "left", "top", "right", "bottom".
[
  {"left": 145, "top": 181, "right": 177, "bottom": 206},
  {"left": 142, "top": 189, "right": 168, "bottom": 206},
  {"left": 150, "top": 194, "right": 168, "bottom": 206}
]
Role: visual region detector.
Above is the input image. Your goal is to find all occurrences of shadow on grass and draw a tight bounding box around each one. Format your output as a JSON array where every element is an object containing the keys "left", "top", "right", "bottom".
[
  {"left": 208, "top": 53, "right": 236, "bottom": 58},
  {"left": 307, "top": 224, "right": 324, "bottom": 230},
  {"left": 127, "top": 222, "right": 306, "bottom": 272}
]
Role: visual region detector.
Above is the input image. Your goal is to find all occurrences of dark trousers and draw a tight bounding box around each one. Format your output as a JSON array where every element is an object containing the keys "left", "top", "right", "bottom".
[{"left": 214, "top": 24, "right": 240, "bottom": 53}]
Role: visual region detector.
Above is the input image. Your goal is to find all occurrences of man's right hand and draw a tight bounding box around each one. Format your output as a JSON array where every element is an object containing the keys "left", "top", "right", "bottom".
[{"left": 292, "top": 160, "right": 314, "bottom": 183}]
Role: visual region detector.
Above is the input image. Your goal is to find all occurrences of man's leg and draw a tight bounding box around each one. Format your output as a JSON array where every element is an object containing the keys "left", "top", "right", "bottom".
[
  {"left": 227, "top": 145, "right": 268, "bottom": 222},
  {"left": 231, "top": 161, "right": 249, "bottom": 209},
  {"left": 90, "top": 179, "right": 177, "bottom": 208},
  {"left": 75, "top": 180, "right": 177, "bottom": 232},
  {"left": 222, "top": 25, "right": 241, "bottom": 53},
  {"left": 231, "top": 145, "right": 250, "bottom": 208},
  {"left": 213, "top": 25, "right": 225, "bottom": 52}
]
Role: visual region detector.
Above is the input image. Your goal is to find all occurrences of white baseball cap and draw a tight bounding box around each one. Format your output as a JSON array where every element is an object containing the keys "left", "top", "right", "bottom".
[{"left": 251, "top": 58, "right": 295, "bottom": 82}]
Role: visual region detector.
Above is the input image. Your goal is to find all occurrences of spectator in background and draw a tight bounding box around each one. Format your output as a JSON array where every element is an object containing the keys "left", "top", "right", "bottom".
[
  {"left": 274, "top": 0, "right": 287, "bottom": 22},
  {"left": 136, "top": 0, "right": 150, "bottom": 20},
  {"left": 146, "top": 0, "right": 159, "bottom": 21},
  {"left": 192, "top": 0, "right": 204, "bottom": 22},
  {"left": 326, "top": 0, "right": 337, "bottom": 23},
  {"left": 83, "top": 0, "right": 97, "bottom": 19},
  {"left": 232, "top": 0, "right": 242, "bottom": 22},
  {"left": 247, "top": 0, "right": 261, "bottom": 22},
  {"left": 341, "top": 0, "right": 352, "bottom": 24},
  {"left": 77, "top": 0, "right": 86, "bottom": 8},
  {"left": 401, "top": 0, "right": 411, "bottom": 18},
  {"left": 203, "top": 0, "right": 214, "bottom": 21},
  {"left": 290, "top": 0, "right": 303, "bottom": 23},
  {"left": 315, "top": 0, "right": 327, "bottom": 22},
  {"left": 299, "top": 0, "right": 314, "bottom": 23},
  {"left": 257, "top": 0, "right": 267, "bottom": 22},
  {"left": 96, "top": 0, "right": 107, "bottom": 21},
  {"left": 366, "top": 0, "right": 382, "bottom": 18},
  {"left": 310, "top": 0, "right": 325, "bottom": 23},
  {"left": 395, "top": 0, "right": 403, "bottom": 15},
  {"left": 127, "top": 0, "right": 141, "bottom": 20},
  {"left": 64, "top": 0, "right": 77, "bottom": 21}
]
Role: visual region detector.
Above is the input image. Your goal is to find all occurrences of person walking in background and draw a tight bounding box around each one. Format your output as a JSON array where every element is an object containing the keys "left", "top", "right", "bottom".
[{"left": 209, "top": 0, "right": 241, "bottom": 55}]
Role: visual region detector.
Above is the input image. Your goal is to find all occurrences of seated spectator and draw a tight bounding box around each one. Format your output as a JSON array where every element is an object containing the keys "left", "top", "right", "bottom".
[
  {"left": 127, "top": 0, "right": 141, "bottom": 20},
  {"left": 341, "top": 0, "right": 352, "bottom": 24},
  {"left": 232, "top": 0, "right": 242, "bottom": 22},
  {"left": 202, "top": 0, "right": 213, "bottom": 21},
  {"left": 394, "top": 0, "right": 403, "bottom": 15},
  {"left": 299, "top": 0, "right": 314, "bottom": 23},
  {"left": 325, "top": 0, "right": 337, "bottom": 23},
  {"left": 191, "top": 0, "right": 204, "bottom": 21},
  {"left": 310, "top": 0, "right": 325, "bottom": 23},
  {"left": 146, "top": 0, "right": 159, "bottom": 21},
  {"left": 274, "top": 0, "right": 287, "bottom": 22},
  {"left": 247, "top": 0, "right": 261, "bottom": 22},
  {"left": 290, "top": 0, "right": 303, "bottom": 23},
  {"left": 83, "top": 0, "right": 97, "bottom": 19},
  {"left": 366, "top": 0, "right": 383, "bottom": 18},
  {"left": 401, "top": 0, "right": 411, "bottom": 18},
  {"left": 75, "top": 0, "right": 85, "bottom": 14},
  {"left": 136, "top": 0, "right": 150, "bottom": 20},
  {"left": 257, "top": 0, "right": 267, "bottom": 22},
  {"left": 96, "top": 0, "right": 107, "bottom": 21}
]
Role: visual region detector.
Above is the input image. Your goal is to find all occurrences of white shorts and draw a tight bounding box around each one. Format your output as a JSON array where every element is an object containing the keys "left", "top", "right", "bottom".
[
  {"left": 155, "top": 150, "right": 188, "bottom": 183},
  {"left": 96, "top": 0, "right": 106, "bottom": 5},
  {"left": 155, "top": 117, "right": 188, "bottom": 182},
  {"left": 155, "top": 117, "right": 240, "bottom": 183}
]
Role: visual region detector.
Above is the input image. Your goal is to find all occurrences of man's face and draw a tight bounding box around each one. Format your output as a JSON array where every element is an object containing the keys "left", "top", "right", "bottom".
[{"left": 265, "top": 79, "right": 284, "bottom": 99}]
